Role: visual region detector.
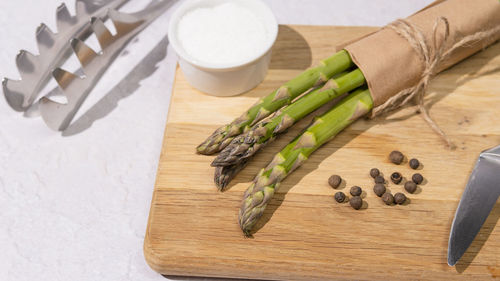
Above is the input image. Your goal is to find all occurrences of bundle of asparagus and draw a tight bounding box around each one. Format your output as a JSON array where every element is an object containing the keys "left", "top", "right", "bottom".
[
  {"left": 197, "top": 50, "right": 372, "bottom": 234},
  {"left": 212, "top": 68, "right": 366, "bottom": 189}
]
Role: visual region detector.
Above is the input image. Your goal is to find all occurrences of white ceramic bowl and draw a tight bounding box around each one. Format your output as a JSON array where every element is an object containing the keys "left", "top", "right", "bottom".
[{"left": 168, "top": 0, "right": 278, "bottom": 96}]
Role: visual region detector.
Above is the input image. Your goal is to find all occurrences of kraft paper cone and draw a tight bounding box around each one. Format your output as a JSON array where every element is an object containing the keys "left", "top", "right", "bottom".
[{"left": 344, "top": 0, "right": 500, "bottom": 107}]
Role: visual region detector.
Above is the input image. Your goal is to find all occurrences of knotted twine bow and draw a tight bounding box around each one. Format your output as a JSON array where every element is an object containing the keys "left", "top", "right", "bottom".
[{"left": 370, "top": 17, "right": 500, "bottom": 149}]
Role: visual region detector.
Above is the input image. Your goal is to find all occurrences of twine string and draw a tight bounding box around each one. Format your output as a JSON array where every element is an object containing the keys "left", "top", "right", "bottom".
[{"left": 371, "top": 17, "right": 500, "bottom": 149}]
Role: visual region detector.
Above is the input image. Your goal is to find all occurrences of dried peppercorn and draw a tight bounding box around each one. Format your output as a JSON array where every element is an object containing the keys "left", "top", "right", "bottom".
[
  {"left": 404, "top": 181, "right": 417, "bottom": 193},
  {"left": 334, "top": 192, "right": 346, "bottom": 203},
  {"left": 389, "top": 150, "right": 404, "bottom": 165},
  {"left": 394, "top": 192, "right": 407, "bottom": 204},
  {"left": 328, "top": 175, "right": 342, "bottom": 188},
  {"left": 350, "top": 196, "right": 363, "bottom": 210},
  {"left": 374, "top": 175, "right": 385, "bottom": 184},
  {"left": 350, "top": 186, "right": 362, "bottom": 196},
  {"left": 409, "top": 158, "right": 420, "bottom": 169},
  {"left": 382, "top": 192, "right": 394, "bottom": 205},
  {"left": 390, "top": 172, "right": 402, "bottom": 184},
  {"left": 412, "top": 173, "right": 424, "bottom": 184},
  {"left": 373, "top": 183, "right": 386, "bottom": 197},
  {"left": 370, "top": 168, "right": 380, "bottom": 178}
]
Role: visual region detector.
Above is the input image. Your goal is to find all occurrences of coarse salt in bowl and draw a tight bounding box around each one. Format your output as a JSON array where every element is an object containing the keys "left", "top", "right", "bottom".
[{"left": 168, "top": 0, "right": 278, "bottom": 96}]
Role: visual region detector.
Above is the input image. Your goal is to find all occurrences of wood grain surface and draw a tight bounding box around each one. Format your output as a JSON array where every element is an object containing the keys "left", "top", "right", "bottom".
[{"left": 144, "top": 25, "right": 500, "bottom": 280}]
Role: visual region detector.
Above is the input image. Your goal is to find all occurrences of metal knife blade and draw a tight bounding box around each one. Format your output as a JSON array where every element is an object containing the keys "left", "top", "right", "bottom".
[{"left": 448, "top": 145, "right": 500, "bottom": 266}]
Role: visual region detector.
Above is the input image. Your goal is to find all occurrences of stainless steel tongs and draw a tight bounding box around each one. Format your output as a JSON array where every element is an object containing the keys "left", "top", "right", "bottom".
[
  {"left": 3, "top": 0, "right": 128, "bottom": 112},
  {"left": 3, "top": 0, "right": 173, "bottom": 131}
]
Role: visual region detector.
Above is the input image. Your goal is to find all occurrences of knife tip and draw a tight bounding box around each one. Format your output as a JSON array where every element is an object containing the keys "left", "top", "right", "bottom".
[{"left": 447, "top": 252, "right": 459, "bottom": 267}]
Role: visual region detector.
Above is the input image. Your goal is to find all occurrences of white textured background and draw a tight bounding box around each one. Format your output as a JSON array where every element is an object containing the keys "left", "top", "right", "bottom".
[{"left": 0, "top": 0, "right": 433, "bottom": 280}]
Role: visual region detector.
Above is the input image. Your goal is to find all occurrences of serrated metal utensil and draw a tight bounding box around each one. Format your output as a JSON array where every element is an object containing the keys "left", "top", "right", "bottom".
[
  {"left": 39, "top": 0, "right": 173, "bottom": 131},
  {"left": 2, "top": 0, "right": 128, "bottom": 112}
]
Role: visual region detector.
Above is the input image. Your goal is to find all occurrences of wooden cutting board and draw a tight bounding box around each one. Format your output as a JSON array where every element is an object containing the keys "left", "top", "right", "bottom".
[{"left": 144, "top": 25, "right": 500, "bottom": 280}]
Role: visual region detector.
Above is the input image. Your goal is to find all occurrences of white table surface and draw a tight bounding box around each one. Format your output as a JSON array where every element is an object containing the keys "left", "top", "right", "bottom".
[{"left": 0, "top": 0, "right": 434, "bottom": 280}]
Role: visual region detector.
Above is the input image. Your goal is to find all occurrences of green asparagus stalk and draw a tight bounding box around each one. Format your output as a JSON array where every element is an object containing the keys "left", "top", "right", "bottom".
[
  {"left": 238, "top": 87, "right": 374, "bottom": 235},
  {"left": 196, "top": 50, "right": 354, "bottom": 155},
  {"left": 211, "top": 69, "right": 366, "bottom": 171}
]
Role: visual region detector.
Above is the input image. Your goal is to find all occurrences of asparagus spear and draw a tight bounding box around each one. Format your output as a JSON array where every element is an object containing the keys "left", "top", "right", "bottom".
[
  {"left": 211, "top": 69, "right": 366, "bottom": 170},
  {"left": 214, "top": 160, "right": 248, "bottom": 191},
  {"left": 238, "top": 87, "right": 374, "bottom": 235},
  {"left": 196, "top": 50, "right": 354, "bottom": 155}
]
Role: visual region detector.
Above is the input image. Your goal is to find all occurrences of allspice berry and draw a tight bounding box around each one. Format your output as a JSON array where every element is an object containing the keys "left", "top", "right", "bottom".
[
  {"left": 404, "top": 181, "right": 417, "bottom": 193},
  {"left": 409, "top": 158, "right": 420, "bottom": 169},
  {"left": 370, "top": 168, "right": 380, "bottom": 178},
  {"left": 374, "top": 175, "right": 385, "bottom": 184},
  {"left": 390, "top": 172, "right": 402, "bottom": 184},
  {"left": 334, "top": 192, "right": 346, "bottom": 203},
  {"left": 394, "top": 192, "right": 407, "bottom": 204},
  {"left": 373, "top": 183, "right": 386, "bottom": 197},
  {"left": 412, "top": 173, "right": 424, "bottom": 184},
  {"left": 350, "top": 196, "right": 363, "bottom": 210},
  {"left": 382, "top": 192, "right": 394, "bottom": 205},
  {"left": 389, "top": 150, "right": 404, "bottom": 165},
  {"left": 350, "top": 186, "right": 362, "bottom": 196},
  {"left": 328, "top": 175, "right": 342, "bottom": 188}
]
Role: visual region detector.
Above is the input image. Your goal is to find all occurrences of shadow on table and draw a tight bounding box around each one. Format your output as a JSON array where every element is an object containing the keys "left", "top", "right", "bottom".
[
  {"left": 62, "top": 34, "right": 169, "bottom": 136},
  {"left": 269, "top": 25, "right": 312, "bottom": 70}
]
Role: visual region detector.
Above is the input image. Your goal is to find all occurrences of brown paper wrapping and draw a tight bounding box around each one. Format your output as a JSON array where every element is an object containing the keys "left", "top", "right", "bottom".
[{"left": 344, "top": 0, "right": 500, "bottom": 107}]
